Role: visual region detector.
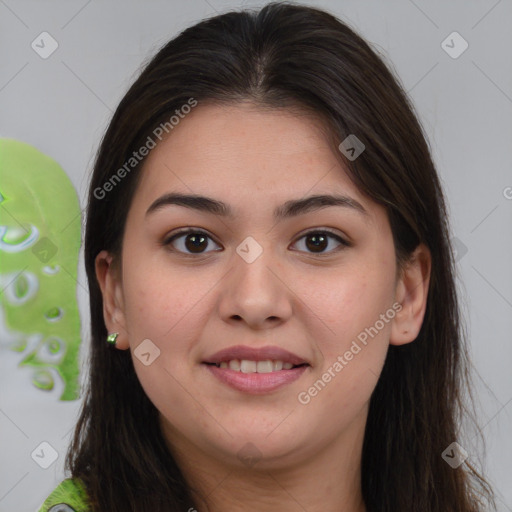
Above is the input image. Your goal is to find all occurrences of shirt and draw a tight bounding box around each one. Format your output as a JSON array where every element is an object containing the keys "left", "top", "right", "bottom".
[{"left": 38, "top": 478, "right": 90, "bottom": 512}]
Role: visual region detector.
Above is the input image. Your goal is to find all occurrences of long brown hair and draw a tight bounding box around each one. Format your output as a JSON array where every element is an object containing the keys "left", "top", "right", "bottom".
[{"left": 68, "top": 3, "right": 496, "bottom": 510}]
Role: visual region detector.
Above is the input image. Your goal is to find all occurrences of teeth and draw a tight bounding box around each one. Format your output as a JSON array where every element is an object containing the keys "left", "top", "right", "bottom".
[
  {"left": 240, "top": 360, "right": 257, "bottom": 373},
  {"left": 215, "top": 359, "right": 300, "bottom": 373},
  {"left": 256, "top": 360, "right": 273, "bottom": 373},
  {"left": 228, "top": 359, "right": 241, "bottom": 371}
]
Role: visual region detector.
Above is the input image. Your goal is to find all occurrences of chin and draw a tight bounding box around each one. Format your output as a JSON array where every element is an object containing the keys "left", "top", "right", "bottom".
[{"left": 202, "top": 424, "right": 311, "bottom": 469}]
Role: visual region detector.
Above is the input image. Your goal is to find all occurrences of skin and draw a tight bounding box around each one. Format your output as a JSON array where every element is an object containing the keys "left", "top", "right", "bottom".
[{"left": 96, "top": 102, "right": 431, "bottom": 512}]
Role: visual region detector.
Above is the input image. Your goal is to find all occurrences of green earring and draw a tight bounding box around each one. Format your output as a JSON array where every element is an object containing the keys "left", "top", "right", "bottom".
[{"left": 106, "top": 332, "right": 119, "bottom": 345}]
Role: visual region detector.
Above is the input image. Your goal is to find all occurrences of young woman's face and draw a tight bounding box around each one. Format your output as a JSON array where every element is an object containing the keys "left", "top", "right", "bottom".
[{"left": 101, "top": 102, "right": 426, "bottom": 470}]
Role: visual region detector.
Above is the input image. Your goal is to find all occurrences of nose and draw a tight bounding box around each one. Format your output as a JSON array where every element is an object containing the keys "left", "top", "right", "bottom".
[{"left": 217, "top": 241, "right": 293, "bottom": 330}]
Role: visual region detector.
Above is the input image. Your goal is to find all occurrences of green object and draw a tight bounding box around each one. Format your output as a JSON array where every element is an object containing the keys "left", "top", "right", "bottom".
[
  {"left": 0, "top": 138, "right": 82, "bottom": 400},
  {"left": 38, "top": 478, "right": 90, "bottom": 512},
  {"left": 106, "top": 332, "right": 118, "bottom": 345}
]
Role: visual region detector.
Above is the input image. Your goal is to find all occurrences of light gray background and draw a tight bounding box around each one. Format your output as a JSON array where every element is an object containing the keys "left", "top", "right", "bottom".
[{"left": 1, "top": 1, "right": 511, "bottom": 511}]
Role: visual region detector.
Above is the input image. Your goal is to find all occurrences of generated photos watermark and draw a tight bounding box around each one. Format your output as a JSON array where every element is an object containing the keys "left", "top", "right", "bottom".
[
  {"left": 297, "top": 302, "right": 402, "bottom": 405},
  {"left": 93, "top": 97, "right": 198, "bottom": 200}
]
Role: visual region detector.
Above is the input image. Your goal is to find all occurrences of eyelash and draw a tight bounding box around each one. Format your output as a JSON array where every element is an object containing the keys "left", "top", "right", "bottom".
[{"left": 162, "top": 228, "right": 350, "bottom": 257}]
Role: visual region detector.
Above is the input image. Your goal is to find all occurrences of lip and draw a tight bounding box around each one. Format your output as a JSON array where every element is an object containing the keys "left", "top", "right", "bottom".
[
  {"left": 202, "top": 344, "right": 310, "bottom": 395},
  {"left": 202, "top": 345, "right": 309, "bottom": 366},
  {"left": 203, "top": 364, "right": 309, "bottom": 394}
]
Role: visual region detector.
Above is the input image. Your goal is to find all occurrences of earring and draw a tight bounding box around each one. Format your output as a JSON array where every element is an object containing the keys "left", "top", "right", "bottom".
[{"left": 107, "top": 332, "right": 119, "bottom": 345}]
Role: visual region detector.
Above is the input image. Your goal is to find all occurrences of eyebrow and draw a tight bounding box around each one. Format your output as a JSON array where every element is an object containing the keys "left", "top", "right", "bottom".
[{"left": 145, "top": 192, "right": 369, "bottom": 220}]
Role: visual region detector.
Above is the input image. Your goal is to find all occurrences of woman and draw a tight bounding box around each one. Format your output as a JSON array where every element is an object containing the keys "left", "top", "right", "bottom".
[{"left": 39, "top": 2, "right": 496, "bottom": 511}]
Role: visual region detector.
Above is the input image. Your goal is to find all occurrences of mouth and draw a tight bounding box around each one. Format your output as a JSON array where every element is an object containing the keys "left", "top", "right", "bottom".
[
  {"left": 204, "top": 360, "right": 309, "bottom": 373},
  {"left": 202, "top": 345, "right": 310, "bottom": 394}
]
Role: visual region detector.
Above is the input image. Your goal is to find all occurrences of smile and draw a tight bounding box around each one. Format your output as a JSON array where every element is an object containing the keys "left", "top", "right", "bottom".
[
  {"left": 201, "top": 344, "right": 310, "bottom": 393},
  {"left": 203, "top": 361, "right": 309, "bottom": 394},
  {"left": 209, "top": 359, "right": 305, "bottom": 373}
]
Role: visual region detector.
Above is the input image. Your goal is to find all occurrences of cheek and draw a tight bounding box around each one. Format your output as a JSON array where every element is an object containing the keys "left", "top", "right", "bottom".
[
  {"left": 120, "top": 258, "right": 214, "bottom": 342},
  {"left": 295, "top": 262, "right": 395, "bottom": 346},
  {"left": 293, "top": 252, "right": 396, "bottom": 412},
  {"left": 295, "top": 272, "right": 393, "bottom": 436}
]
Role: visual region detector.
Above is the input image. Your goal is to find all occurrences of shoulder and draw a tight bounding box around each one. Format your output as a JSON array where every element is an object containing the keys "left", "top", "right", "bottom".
[{"left": 37, "top": 478, "right": 90, "bottom": 512}]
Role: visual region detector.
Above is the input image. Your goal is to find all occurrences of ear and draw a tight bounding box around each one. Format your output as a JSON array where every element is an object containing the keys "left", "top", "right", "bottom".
[
  {"left": 390, "top": 243, "right": 431, "bottom": 346},
  {"left": 95, "top": 250, "right": 129, "bottom": 350}
]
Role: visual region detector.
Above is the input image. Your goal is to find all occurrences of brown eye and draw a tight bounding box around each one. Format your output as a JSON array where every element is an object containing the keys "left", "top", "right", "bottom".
[
  {"left": 184, "top": 233, "right": 208, "bottom": 253},
  {"left": 292, "top": 230, "right": 349, "bottom": 254},
  {"left": 305, "top": 233, "right": 328, "bottom": 252},
  {"left": 164, "top": 229, "right": 221, "bottom": 255}
]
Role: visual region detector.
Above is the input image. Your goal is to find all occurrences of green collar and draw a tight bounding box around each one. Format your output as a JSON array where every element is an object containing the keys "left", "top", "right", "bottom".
[{"left": 38, "top": 478, "right": 90, "bottom": 512}]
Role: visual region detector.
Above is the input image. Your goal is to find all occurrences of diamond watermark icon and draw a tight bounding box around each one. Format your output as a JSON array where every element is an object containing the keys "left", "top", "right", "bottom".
[
  {"left": 441, "top": 31, "right": 468, "bottom": 59},
  {"left": 451, "top": 237, "right": 468, "bottom": 263},
  {"left": 31, "top": 441, "right": 58, "bottom": 469},
  {"left": 32, "top": 237, "right": 58, "bottom": 262},
  {"left": 237, "top": 442, "right": 262, "bottom": 468},
  {"left": 236, "top": 236, "right": 263, "bottom": 264},
  {"left": 442, "top": 442, "right": 468, "bottom": 468},
  {"left": 134, "top": 338, "right": 161, "bottom": 366},
  {"left": 338, "top": 134, "right": 365, "bottom": 161},
  {"left": 31, "top": 32, "right": 59, "bottom": 59}
]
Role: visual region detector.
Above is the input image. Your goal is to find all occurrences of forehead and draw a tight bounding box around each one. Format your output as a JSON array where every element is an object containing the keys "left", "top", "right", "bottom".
[{"left": 133, "top": 102, "right": 378, "bottom": 220}]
